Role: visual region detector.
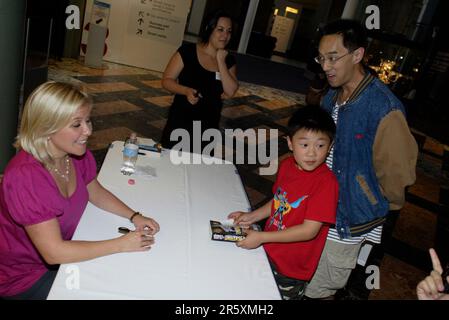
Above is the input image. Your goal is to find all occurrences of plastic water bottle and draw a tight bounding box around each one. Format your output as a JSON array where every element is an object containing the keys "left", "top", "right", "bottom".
[{"left": 121, "top": 132, "right": 138, "bottom": 175}]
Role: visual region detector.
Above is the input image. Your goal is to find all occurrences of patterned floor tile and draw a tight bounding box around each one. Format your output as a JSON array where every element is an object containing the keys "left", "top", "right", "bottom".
[
  {"left": 85, "top": 82, "right": 139, "bottom": 94},
  {"left": 408, "top": 169, "right": 442, "bottom": 204},
  {"left": 221, "top": 104, "right": 261, "bottom": 119},
  {"left": 423, "top": 137, "right": 445, "bottom": 156},
  {"left": 255, "top": 99, "right": 296, "bottom": 110},
  {"left": 244, "top": 185, "right": 267, "bottom": 208},
  {"left": 49, "top": 58, "right": 162, "bottom": 77},
  {"left": 149, "top": 119, "right": 167, "bottom": 130},
  {"left": 229, "top": 89, "right": 249, "bottom": 98},
  {"left": 144, "top": 95, "right": 174, "bottom": 107},
  {"left": 275, "top": 117, "right": 290, "bottom": 128},
  {"left": 369, "top": 254, "right": 426, "bottom": 300},
  {"left": 393, "top": 202, "right": 437, "bottom": 252},
  {"left": 141, "top": 79, "right": 164, "bottom": 89},
  {"left": 238, "top": 81, "right": 305, "bottom": 104},
  {"left": 92, "top": 100, "right": 142, "bottom": 117},
  {"left": 88, "top": 127, "right": 141, "bottom": 150}
]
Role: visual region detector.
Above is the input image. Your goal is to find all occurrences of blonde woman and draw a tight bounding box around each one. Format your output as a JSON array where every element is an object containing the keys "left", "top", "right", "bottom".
[{"left": 0, "top": 81, "right": 160, "bottom": 299}]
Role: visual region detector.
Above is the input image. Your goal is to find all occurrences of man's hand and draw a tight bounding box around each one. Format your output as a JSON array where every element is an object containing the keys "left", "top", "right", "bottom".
[{"left": 417, "top": 248, "right": 449, "bottom": 300}]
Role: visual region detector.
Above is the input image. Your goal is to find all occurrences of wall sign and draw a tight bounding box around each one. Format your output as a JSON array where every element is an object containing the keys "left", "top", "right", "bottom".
[{"left": 81, "top": 0, "right": 190, "bottom": 72}]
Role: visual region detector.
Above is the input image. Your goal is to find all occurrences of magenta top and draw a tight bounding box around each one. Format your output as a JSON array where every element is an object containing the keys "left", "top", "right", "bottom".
[{"left": 0, "top": 149, "right": 97, "bottom": 296}]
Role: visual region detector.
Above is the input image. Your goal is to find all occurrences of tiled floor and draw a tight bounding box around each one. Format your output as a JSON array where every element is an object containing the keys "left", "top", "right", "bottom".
[{"left": 48, "top": 57, "right": 448, "bottom": 300}]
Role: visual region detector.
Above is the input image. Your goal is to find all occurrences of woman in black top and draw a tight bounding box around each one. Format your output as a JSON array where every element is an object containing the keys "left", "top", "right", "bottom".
[{"left": 160, "top": 10, "right": 239, "bottom": 153}]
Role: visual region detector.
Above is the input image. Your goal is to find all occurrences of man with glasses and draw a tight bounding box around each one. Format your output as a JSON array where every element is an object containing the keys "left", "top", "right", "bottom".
[{"left": 304, "top": 19, "right": 418, "bottom": 300}]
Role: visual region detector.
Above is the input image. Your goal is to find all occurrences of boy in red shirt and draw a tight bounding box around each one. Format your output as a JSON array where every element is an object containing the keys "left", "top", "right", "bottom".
[{"left": 229, "top": 106, "right": 338, "bottom": 300}]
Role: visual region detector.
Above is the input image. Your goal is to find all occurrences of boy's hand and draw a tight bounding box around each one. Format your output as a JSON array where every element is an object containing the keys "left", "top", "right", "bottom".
[
  {"left": 236, "top": 229, "right": 262, "bottom": 249},
  {"left": 228, "top": 211, "right": 254, "bottom": 227},
  {"left": 227, "top": 211, "right": 243, "bottom": 220}
]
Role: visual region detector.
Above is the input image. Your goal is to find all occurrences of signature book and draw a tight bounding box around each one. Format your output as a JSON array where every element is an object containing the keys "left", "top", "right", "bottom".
[{"left": 210, "top": 220, "right": 260, "bottom": 242}]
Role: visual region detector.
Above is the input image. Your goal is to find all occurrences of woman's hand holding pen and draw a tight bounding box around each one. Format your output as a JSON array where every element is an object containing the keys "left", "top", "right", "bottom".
[
  {"left": 185, "top": 87, "right": 200, "bottom": 105},
  {"left": 119, "top": 228, "right": 155, "bottom": 252},
  {"left": 132, "top": 213, "right": 160, "bottom": 236}
]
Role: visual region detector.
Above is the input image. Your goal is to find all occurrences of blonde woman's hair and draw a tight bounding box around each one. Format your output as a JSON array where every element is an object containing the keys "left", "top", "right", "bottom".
[{"left": 16, "top": 81, "right": 92, "bottom": 165}]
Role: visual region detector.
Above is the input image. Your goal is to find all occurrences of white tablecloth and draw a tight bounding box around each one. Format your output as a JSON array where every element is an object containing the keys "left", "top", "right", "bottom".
[{"left": 47, "top": 141, "right": 280, "bottom": 299}]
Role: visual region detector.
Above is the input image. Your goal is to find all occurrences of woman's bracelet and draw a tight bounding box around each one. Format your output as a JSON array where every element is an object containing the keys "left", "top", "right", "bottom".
[{"left": 129, "top": 211, "right": 141, "bottom": 223}]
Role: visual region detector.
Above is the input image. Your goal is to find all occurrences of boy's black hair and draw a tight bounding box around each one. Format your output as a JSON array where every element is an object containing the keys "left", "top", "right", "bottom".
[
  {"left": 318, "top": 19, "right": 368, "bottom": 51},
  {"left": 199, "top": 10, "right": 234, "bottom": 44},
  {"left": 287, "top": 106, "right": 336, "bottom": 142}
]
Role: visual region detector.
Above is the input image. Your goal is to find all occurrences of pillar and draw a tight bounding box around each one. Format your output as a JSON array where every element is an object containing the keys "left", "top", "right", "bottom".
[
  {"left": 341, "top": 0, "right": 359, "bottom": 19},
  {"left": 0, "top": 0, "right": 26, "bottom": 171},
  {"left": 237, "top": 0, "right": 259, "bottom": 54}
]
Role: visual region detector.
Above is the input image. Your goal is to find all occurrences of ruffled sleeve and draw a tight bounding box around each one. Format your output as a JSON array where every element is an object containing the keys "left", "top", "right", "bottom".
[
  {"left": 74, "top": 149, "right": 97, "bottom": 185},
  {"left": 3, "top": 163, "right": 63, "bottom": 226}
]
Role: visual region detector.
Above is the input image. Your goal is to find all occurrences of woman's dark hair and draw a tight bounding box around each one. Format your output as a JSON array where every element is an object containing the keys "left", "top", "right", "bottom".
[
  {"left": 318, "top": 19, "right": 368, "bottom": 51},
  {"left": 287, "top": 106, "right": 336, "bottom": 142},
  {"left": 199, "top": 10, "right": 233, "bottom": 44}
]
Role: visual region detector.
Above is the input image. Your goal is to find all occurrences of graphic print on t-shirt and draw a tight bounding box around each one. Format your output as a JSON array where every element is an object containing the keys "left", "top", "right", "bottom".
[{"left": 268, "top": 187, "right": 309, "bottom": 230}]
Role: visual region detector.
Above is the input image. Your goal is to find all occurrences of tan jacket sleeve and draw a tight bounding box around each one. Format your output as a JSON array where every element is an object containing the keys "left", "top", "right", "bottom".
[{"left": 373, "top": 110, "right": 418, "bottom": 210}]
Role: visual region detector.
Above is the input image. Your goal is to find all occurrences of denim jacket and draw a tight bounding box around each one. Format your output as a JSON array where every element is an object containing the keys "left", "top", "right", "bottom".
[{"left": 322, "top": 73, "right": 407, "bottom": 239}]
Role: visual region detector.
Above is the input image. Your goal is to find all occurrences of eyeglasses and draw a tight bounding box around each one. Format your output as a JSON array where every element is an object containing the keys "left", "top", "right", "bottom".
[{"left": 314, "top": 51, "right": 353, "bottom": 65}]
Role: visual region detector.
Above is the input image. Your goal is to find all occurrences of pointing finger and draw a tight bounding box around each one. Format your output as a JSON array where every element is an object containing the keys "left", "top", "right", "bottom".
[{"left": 429, "top": 248, "right": 443, "bottom": 274}]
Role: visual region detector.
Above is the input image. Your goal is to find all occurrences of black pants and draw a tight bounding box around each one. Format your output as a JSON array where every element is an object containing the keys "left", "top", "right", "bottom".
[
  {"left": 335, "top": 210, "right": 400, "bottom": 300},
  {"left": 2, "top": 268, "right": 58, "bottom": 300}
]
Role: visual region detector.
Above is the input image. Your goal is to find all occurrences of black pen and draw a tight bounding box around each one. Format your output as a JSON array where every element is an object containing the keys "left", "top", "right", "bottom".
[
  {"left": 138, "top": 152, "right": 146, "bottom": 156},
  {"left": 139, "top": 144, "right": 161, "bottom": 152},
  {"left": 118, "top": 227, "right": 154, "bottom": 237},
  {"left": 118, "top": 227, "right": 130, "bottom": 234}
]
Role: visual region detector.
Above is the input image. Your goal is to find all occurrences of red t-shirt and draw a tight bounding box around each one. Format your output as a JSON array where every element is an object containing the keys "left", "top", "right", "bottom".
[{"left": 263, "top": 157, "right": 338, "bottom": 281}]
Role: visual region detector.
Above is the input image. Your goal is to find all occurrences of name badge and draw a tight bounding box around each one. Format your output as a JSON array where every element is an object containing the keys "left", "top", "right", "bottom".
[{"left": 215, "top": 72, "right": 222, "bottom": 81}]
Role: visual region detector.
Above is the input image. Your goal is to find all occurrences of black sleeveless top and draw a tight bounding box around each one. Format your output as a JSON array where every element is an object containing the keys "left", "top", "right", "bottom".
[{"left": 160, "top": 42, "right": 236, "bottom": 148}]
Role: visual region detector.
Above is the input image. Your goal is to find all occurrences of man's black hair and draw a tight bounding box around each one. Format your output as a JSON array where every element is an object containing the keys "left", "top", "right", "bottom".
[
  {"left": 318, "top": 19, "right": 368, "bottom": 51},
  {"left": 287, "top": 106, "right": 336, "bottom": 142},
  {"left": 199, "top": 10, "right": 234, "bottom": 44}
]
